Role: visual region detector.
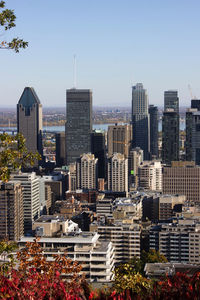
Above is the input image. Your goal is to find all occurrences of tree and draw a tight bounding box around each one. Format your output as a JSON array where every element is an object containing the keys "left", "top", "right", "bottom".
[
  {"left": 0, "top": 1, "right": 28, "bottom": 52},
  {"left": 0, "top": 133, "right": 41, "bottom": 182},
  {"left": 0, "top": 239, "right": 89, "bottom": 299}
]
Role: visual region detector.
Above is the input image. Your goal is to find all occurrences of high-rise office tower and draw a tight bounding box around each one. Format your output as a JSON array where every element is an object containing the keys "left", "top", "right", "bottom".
[
  {"left": 91, "top": 130, "right": 106, "bottom": 179},
  {"left": 0, "top": 181, "right": 24, "bottom": 241},
  {"left": 76, "top": 153, "right": 98, "bottom": 190},
  {"left": 191, "top": 99, "right": 200, "bottom": 111},
  {"left": 17, "top": 87, "right": 43, "bottom": 156},
  {"left": 164, "top": 90, "right": 179, "bottom": 112},
  {"left": 186, "top": 109, "right": 200, "bottom": 164},
  {"left": 65, "top": 89, "right": 92, "bottom": 165},
  {"left": 149, "top": 105, "right": 158, "bottom": 158},
  {"left": 132, "top": 83, "right": 150, "bottom": 160},
  {"left": 162, "top": 109, "right": 179, "bottom": 164},
  {"left": 107, "top": 153, "right": 128, "bottom": 193},
  {"left": 12, "top": 172, "right": 40, "bottom": 234},
  {"left": 56, "top": 132, "right": 65, "bottom": 167},
  {"left": 107, "top": 124, "right": 132, "bottom": 159}
]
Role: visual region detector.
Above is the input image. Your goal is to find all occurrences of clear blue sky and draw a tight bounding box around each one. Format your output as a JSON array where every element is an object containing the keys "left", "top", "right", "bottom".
[{"left": 1, "top": 0, "right": 200, "bottom": 107}]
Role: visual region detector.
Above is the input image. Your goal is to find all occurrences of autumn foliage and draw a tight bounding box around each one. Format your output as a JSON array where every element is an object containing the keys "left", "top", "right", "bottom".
[
  {"left": 0, "top": 240, "right": 200, "bottom": 299},
  {"left": 0, "top": 239, "right": 89, "bottom": 299}
]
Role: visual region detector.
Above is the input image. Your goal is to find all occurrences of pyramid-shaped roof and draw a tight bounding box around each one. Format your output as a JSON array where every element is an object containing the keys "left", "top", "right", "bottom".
[{"left": 18, "top": 87, "right": 41, "bottom": 107}]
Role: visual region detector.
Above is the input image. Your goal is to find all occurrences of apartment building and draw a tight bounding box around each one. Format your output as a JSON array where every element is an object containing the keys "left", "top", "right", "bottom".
[
  {"left": 91, "top": 222, "right": 141, "bottom": 265},
  {"left": 76, "top": 153, "right": 98, "bottom": 190},
  {"left": 138, "top": 161, "right": 162, "bottom": 191},
  {"left": 107, "top": 153, "right": 128, "bottom": 193},
  {"left": 149, "top": 219, "right": 200, "bottom": 264},
  {"left": 0, "top": 181, "right": 24, "bottom": 241},
  {"left": 19, "top": 216, "right": 114, "bottom": 282}
]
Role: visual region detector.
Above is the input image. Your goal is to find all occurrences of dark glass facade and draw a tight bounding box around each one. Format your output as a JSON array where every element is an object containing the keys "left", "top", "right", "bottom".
[
  {"left": 149, "top": 105, "right": 158, "bottom": 158},
  {"left": 65, "top": 89, "right": 92, "bottom": 165},
  {"left": 91, "top": 130, "right": 106, "bottom": 179},
  {"left": 162, "top": 111, "right": 179, "bottom": 164}
]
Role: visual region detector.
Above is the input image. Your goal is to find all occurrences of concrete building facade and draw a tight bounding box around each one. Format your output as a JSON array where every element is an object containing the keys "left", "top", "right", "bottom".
[
  {"left": 0, "top": 181, "right": 24, "bottom": 241},
  {"left": 107, "top": 153, "right": 128, "bottom": 193},
  {"left": 138, "top": 161, "right": 162, "bottom": 191},
  {"left": 12, "top": 172, "right": 40, "bottom": 234},
  {"left": 163, "top": 161, "right": 200, "bottom": 203},
  {"left": 76, "top": 153, "right": 98, "bottom": 190},
  {"left": 107, "top": 124, "right": 132, "bottom": 159}
]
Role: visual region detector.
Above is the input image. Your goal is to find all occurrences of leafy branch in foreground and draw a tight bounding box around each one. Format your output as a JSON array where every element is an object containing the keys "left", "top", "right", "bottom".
[
  {"left": 0, "top": 1, "right": 28, "bottom": 52},
  {"left": 0, "top": 133, "right": 41, "bottom": 182}
]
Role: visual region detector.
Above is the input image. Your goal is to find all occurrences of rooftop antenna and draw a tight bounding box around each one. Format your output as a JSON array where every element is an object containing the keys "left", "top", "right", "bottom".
[{"left": 73, "top": 54, "right": 77, "bottom": 89}]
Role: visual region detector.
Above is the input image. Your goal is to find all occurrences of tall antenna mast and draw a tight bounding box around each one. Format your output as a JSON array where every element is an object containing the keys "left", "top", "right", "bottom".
[{"left": 73, "top": 54, "right": 77, "bottom": 89}]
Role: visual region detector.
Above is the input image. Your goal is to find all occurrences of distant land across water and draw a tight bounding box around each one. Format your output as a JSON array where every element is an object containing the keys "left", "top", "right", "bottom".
[{"left": 0, "top": 119, "right": 186, "bottom": 133}]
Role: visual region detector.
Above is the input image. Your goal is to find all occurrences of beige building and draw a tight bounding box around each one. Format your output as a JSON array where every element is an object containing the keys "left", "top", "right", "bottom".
[
  {"left": 17, "top": 87, "right": 43, "bottom": 156},
  {"left": 76, "top": 153, "right": 98, "bottom": 190},
  {"left": 163, "top": 161, "right": 200, "bottom": 203},
  {"left": 91, "top": 222, "right": 141, "bottom": 264},
  {"left": 138, "top": 161, "right": 162, "bottom": 191},
  {"left": 0, "top": 181, "right": 24, "bottom": 241},
  {"left": 68, "top": 163, "right": 77, "bottom": 192},
  {"left": 129, "top": 147, "right": 143, "bottom": 189},
  {"left": 108, "top": 124, "right": 132, "bottom": 158},
  {"left": 32, "top": 215, "right": 78, "bottom": 237},
  {"left": 107, "top": 153, "right": 128, "bottom": 193}
]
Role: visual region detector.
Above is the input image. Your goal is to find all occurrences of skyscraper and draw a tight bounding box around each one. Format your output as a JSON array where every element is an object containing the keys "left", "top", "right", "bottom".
[
  {"left": 65, "top": 89, "right": 92, "bottom": 165},
  {"left": 162, "top": 110, "right": 179, "bottom": 164},
  {"left": 162, "top": 90, "right": 179, "bottom": 165},
  {"left": 132, "top": 83, "right": 150, "bottom": 160},
  {"left": 191, "top": 99, "right": 200, "bottom": 111},
  {"left": 107, "top": 124, "right": 132, "bottom": 159},
  {"left": 149, "top": 105, "right": 158, "bottom": 158},
  {"left": 186, "top": 109, "right": 200, "bottom": 164},
  {"left": 107, "top": 153, "right": 128, "bottom": 193},
  {"left": 91, "top": 130, "right": 106, "bottom": 179},
  {"left": 12, "top": 172, "right": 40, "bottom": 235},
  {"left": 0, "top": 181, "right": 24, "bottom": 241},
  {"left": 164, "top": 90, "right": 179, "bottom": 112},
  {"left": 17, "top": 87, "right": 43, "bottom": 156},
  {"left": 56, "top": 132, "right": 65, "bottom": 167},
  {"left": 76, "top": 153, "right": 98, "bottom": 190}
]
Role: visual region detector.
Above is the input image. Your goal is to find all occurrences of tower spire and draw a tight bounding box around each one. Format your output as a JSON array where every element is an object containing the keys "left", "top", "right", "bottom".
[{"left": 73, "top": 54, "right": 76, "bottom": 89}]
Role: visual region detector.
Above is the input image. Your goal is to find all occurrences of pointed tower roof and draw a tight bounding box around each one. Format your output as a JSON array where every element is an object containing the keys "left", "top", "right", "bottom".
[{"left": 18, "top": 87, "right": 41, "bottom": 107}]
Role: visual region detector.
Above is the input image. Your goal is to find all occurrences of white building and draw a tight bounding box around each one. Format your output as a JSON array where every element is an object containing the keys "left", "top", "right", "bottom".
[
  {"left": 76, "top": 153, "right": 98, "bottom": 190},
  {"left": 12, "top": 172, "right": 40, "bottom": 234},
  {"left": 18, "top": 231, "right": 115, "bottom": 282},
  {"left": 107, "top": 153, "right": 128, "bottom": 193},
  {"left": 138, "top": 161, "right": 162, "bottom": 191}
]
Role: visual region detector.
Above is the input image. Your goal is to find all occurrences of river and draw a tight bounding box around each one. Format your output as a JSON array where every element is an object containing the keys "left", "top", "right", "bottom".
[{"left": 0, "top": 120, "right": 186, "bottom": 133}]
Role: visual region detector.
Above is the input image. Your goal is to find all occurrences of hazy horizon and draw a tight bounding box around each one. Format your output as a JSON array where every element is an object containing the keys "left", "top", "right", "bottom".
[{"left": 1, "top": 0, "right": 200, "bottom": 107}]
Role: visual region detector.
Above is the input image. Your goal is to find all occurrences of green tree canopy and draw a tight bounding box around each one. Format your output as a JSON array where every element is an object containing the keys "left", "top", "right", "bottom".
[
  {"left": 0, "top": 1, "right": 28, "bottom": 52},
  {"left": 0, "top": 133, "right": 40, "bottom": 182}
]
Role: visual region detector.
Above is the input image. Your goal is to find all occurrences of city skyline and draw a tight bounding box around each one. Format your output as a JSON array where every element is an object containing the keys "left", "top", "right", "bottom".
[{"left": 1, "top": 0, "right": 200, "bottom": 107}]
